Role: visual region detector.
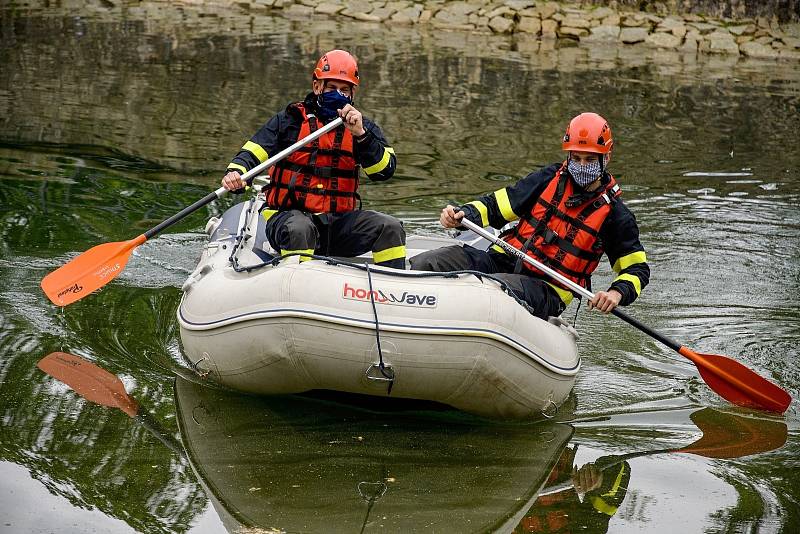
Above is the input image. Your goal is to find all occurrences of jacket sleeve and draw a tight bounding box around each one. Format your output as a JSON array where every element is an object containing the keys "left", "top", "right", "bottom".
[
  {"left": 225, "top": 113, "right": 283, "bottom": 177},
  {"left": 601, "top": 200, "right": 650, "bottom": 306},
  {"left": 353, "top": 118, "right": 396, "bottom": 181},
  {"left": 459, "top": 163, "right": 560, "bottom": 229}
]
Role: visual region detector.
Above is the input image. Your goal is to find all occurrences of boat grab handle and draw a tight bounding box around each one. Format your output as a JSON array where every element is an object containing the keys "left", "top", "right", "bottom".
[{"left": 365, "top": 363, "right": 395, "bottom": 383}]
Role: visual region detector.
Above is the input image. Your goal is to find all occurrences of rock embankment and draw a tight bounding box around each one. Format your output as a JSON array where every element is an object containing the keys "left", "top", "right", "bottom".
[{"left": 240, "top": 0, "right": 800, "bottom": 60}]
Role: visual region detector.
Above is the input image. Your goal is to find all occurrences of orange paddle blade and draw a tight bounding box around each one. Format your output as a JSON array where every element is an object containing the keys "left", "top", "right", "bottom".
[
  {"left": 681, "top": 407, "right": 787, "bottom": 459},
  {"left": 680, "top": 347, "right": 792, "bottom": 414},
  {"left": 40, "top": 234, "right": 147, "bottom": 306},
  {"left": 37, "top": 352, "right": 139, "bottom": 417}
]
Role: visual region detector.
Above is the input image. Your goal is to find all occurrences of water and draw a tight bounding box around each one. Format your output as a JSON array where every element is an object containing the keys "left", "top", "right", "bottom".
[{"left": 1, "top": 3, "right": 799, "bottom": 533}]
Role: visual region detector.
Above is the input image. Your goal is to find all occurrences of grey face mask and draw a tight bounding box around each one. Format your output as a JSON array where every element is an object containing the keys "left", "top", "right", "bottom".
[{"left": 567, "top": 157, "right": 603, "bottom": 188}]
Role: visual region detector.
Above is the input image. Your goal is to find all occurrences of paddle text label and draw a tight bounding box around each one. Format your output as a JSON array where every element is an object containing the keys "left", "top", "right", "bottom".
[
  {"left": 343, "top": 282, "right": 438, "bottom": 308},
  {"left": 57, "top": 283, "right": 83, "bottom": 299}
]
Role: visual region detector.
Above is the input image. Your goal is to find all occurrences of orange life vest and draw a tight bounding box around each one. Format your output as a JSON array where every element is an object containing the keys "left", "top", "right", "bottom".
[
  {"left": 503, "top": 163, "right": 621, "bottom": 291},
  {"left": 266, "top": 103, "right": 359, "bottom": 213}
]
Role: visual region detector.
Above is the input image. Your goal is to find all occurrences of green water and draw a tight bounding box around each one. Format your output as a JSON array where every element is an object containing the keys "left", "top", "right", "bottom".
[{"left": 1, "top": 3, "right": 798, "bottom": 533}]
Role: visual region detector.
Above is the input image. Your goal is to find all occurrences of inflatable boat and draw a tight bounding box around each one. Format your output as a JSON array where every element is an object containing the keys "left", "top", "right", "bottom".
[
  {"left": 174, "top": 375, "right": 574, "bottom": 532},
  {"left": 178, "top": 195, "right": 580, "bottom": 419}
]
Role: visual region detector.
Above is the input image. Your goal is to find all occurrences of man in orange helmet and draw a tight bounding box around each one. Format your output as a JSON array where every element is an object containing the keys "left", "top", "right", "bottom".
[
  {"left": 221, "top": 49, "right": 405, "bottom": 268},
  {"left": 411, "top": 112, "right": 649, "bottom": 319}
]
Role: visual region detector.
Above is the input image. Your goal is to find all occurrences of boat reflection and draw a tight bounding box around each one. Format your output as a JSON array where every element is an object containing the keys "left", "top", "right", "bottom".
[{"left": 173, "top": 376, "right": 573, "bottom": 533}]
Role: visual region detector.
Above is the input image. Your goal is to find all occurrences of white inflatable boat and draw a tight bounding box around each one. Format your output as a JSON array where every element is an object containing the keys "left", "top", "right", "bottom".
[{"left": 178, "top": 196, "right": 580, "bottom": 419}]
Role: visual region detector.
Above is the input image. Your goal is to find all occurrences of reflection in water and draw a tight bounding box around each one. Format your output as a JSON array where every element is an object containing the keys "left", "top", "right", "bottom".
[
  {"left": 37, "top": 352, "right": 186, "bottom": 456},
  {"left": 518, "top": 408, "right": 788, "bottom": 532},
  {"left": 32, "top": 352, "right": 794, "bottom": 533},
  {"left": 173, "top": 376, "right": 572, "bottom": 533}
]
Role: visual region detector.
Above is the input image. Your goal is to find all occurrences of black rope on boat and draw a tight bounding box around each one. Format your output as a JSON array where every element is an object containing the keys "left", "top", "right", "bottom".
[
  {"left": 231, "top": 251, "right": 536, "bottom": 316},
  {"left": 572, "top": 296, "right": 582, "bottom": 328},
  {"left": 365, "top": 263, "right": 394, "bottom": 395},
  {"left": 228, "top": 196, "right": 258, "bottom": 272},
  {"left": 222, "top": 198, "right": 538, "bottom": 315}
]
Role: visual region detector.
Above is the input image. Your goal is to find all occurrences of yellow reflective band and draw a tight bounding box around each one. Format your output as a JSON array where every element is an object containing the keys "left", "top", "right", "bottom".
[
  {"left": 614, "top": 273, "right": 642, "bottom": 295},
  {"left": 546, "top": 282, "right": 574, "bottom": 306},
  {"left": 590, "top": 496, "right": 618, "bottom": 516},
  {"left": 261, "top": 209, "right": 278, "bottom": 222},
  {"left": 373, "top": 245, "right": 406, "bottom": 264},
  {"left": 363, "top": 147, "right": 393, "bottom": 175},
  {"left": 282, "top": 249, "right": 314, "bottom": 262},
  {"left": 227, "top": 163, "right": 247, "bottom": 174},
  {"left": 466, "top": 201, "right": 489, "bottom": 227},
  {"left": 242, "top": 141, "right": 268, "bottom": 163},
  {"left": 491, "top": 244, "right": 505, "bottom": 254},
  {"left": 612, "top": 251, "right": 648, "bottom": 273},
  {"left": 494, "top": 187, "right": 518, "bottom": 222},
  {"left": 603, "top": 464, "right": 627, "bottom": 498}
]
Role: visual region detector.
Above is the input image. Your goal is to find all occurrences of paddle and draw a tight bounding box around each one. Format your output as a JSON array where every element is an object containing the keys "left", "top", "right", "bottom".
[
  {"left": 37, "top": 352, "right": 184, "bottom": 456},
  {"left": 41, "top": 117, "right": 345, "bottom": 306},
  {"left": 538, "top": 406, "right": 788, "bottom": 496},
  {"left": 459, "top": 218, "right": 792, "bottom": 414}
]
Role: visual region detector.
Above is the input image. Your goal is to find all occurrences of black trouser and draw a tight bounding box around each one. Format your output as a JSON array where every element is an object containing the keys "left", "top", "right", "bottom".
[
  {"left": 264, "top": 209, "right": 406, "bottom": 269},
  {"left": 409, "top": 245, "right": 566, "bottom": 319}
]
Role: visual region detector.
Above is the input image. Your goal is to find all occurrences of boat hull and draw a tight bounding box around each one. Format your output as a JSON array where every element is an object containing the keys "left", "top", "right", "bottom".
[{"left": 178, "top": 202, "right": 580, "bottom": 419}]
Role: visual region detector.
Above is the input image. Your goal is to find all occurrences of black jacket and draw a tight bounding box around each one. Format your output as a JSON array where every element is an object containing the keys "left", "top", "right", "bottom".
[
  {"left": 226, "top": 93, "right": 396, "bottom": 181},
  {"left": 460, "top": 162, "right": 650, "bottom": 306}
]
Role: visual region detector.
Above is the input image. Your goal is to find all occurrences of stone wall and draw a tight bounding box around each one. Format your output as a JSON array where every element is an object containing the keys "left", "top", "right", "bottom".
[
  {"left": 579, "top": 1, "right": 800, "bottom": 22},
  {"left": 230, "top": 0, "right": 800, "bottom": 60}
]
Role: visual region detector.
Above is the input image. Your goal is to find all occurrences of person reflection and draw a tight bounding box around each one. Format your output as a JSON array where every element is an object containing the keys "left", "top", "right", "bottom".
[{"left": 515, "top": 445, "right": 630, "bottom": 532}]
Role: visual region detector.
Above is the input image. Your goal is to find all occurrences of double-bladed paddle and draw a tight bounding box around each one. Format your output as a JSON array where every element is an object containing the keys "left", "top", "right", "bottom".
[
  {"left": 41, "top": 117, "right": 345, "bottom": 306},
  {"left": 460, "top": 218, "right": 792, "bottom": 414}
]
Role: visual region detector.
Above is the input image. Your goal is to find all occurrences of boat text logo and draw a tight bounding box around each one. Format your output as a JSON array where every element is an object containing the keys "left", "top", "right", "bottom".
[{"left": 342, "top": 282, "right": 437, "bottom": 308}]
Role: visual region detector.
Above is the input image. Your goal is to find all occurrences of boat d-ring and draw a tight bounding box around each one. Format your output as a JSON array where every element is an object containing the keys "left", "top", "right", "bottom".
[
  {"left": 191, "top": 353, "right": 212, "bottom": 379},
  {"left": 540, "top": 397, "right": 558, "bottom": 419},
  {"left": 365, "top": 363, "right": 395, "bottom": 394},
  {"left": 358, "top": 481, "right": 387, "bottom": 502},
  {"left": 365, "top": 363, "right": 395, "bottom": 382},
  {"left": 191, "top": 402, "right": 212, "bottom": 435}
]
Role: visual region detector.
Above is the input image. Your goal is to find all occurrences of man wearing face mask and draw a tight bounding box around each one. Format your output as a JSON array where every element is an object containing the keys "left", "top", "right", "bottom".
[
  {"left": 221, "top": 50, "right": 404, "bottom": 269},
  {"left": 410, "top": 113, "right": 649, "bottom": 319}
]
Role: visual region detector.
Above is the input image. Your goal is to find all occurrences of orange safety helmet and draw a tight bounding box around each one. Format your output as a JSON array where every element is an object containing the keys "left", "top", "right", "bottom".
[
  {"left": 562, "top": 112, "right": 613, "bottom": 154},
  {"left": 313, "top": 49, "right": 359, "bottom": 86}
]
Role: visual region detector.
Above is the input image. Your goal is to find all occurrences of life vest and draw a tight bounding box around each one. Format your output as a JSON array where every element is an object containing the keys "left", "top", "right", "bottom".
[
  {"left": 503, "top": 163, "right": 621, "bottom": 292},
  {"left": 266, "top": 102, "right": 360, "bottom": 213}
]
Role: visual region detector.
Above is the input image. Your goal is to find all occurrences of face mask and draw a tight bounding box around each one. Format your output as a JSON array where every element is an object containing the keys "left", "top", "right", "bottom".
[
  {"left": 316, "top": 89, "right": 352, "bottom": 121},
  {"left": 567, "top": 156, "right": 603, "bottom": 188}
]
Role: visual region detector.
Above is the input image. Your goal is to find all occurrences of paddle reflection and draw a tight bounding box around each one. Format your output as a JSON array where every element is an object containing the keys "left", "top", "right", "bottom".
[{"left": 514, "top": 408, "right": 788, "bottom": 533}]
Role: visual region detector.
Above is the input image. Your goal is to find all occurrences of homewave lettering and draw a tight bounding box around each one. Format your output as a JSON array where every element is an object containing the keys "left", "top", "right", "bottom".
[{"left": 343, "top": 282, "right": 437, "bottom": 308}]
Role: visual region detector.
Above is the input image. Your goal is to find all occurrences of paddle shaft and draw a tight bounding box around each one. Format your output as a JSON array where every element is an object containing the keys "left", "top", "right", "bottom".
[
  {"left": 459, "top": 219, "right": 681, "bottom": 351},
  {"left": 144, "top": 117, "right": 344, "bottom": 240}
]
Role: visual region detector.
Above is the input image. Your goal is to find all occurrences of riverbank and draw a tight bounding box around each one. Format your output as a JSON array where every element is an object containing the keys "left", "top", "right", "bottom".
[{"left": 192, "top": 0, "right": 800, "bottom": 60}]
